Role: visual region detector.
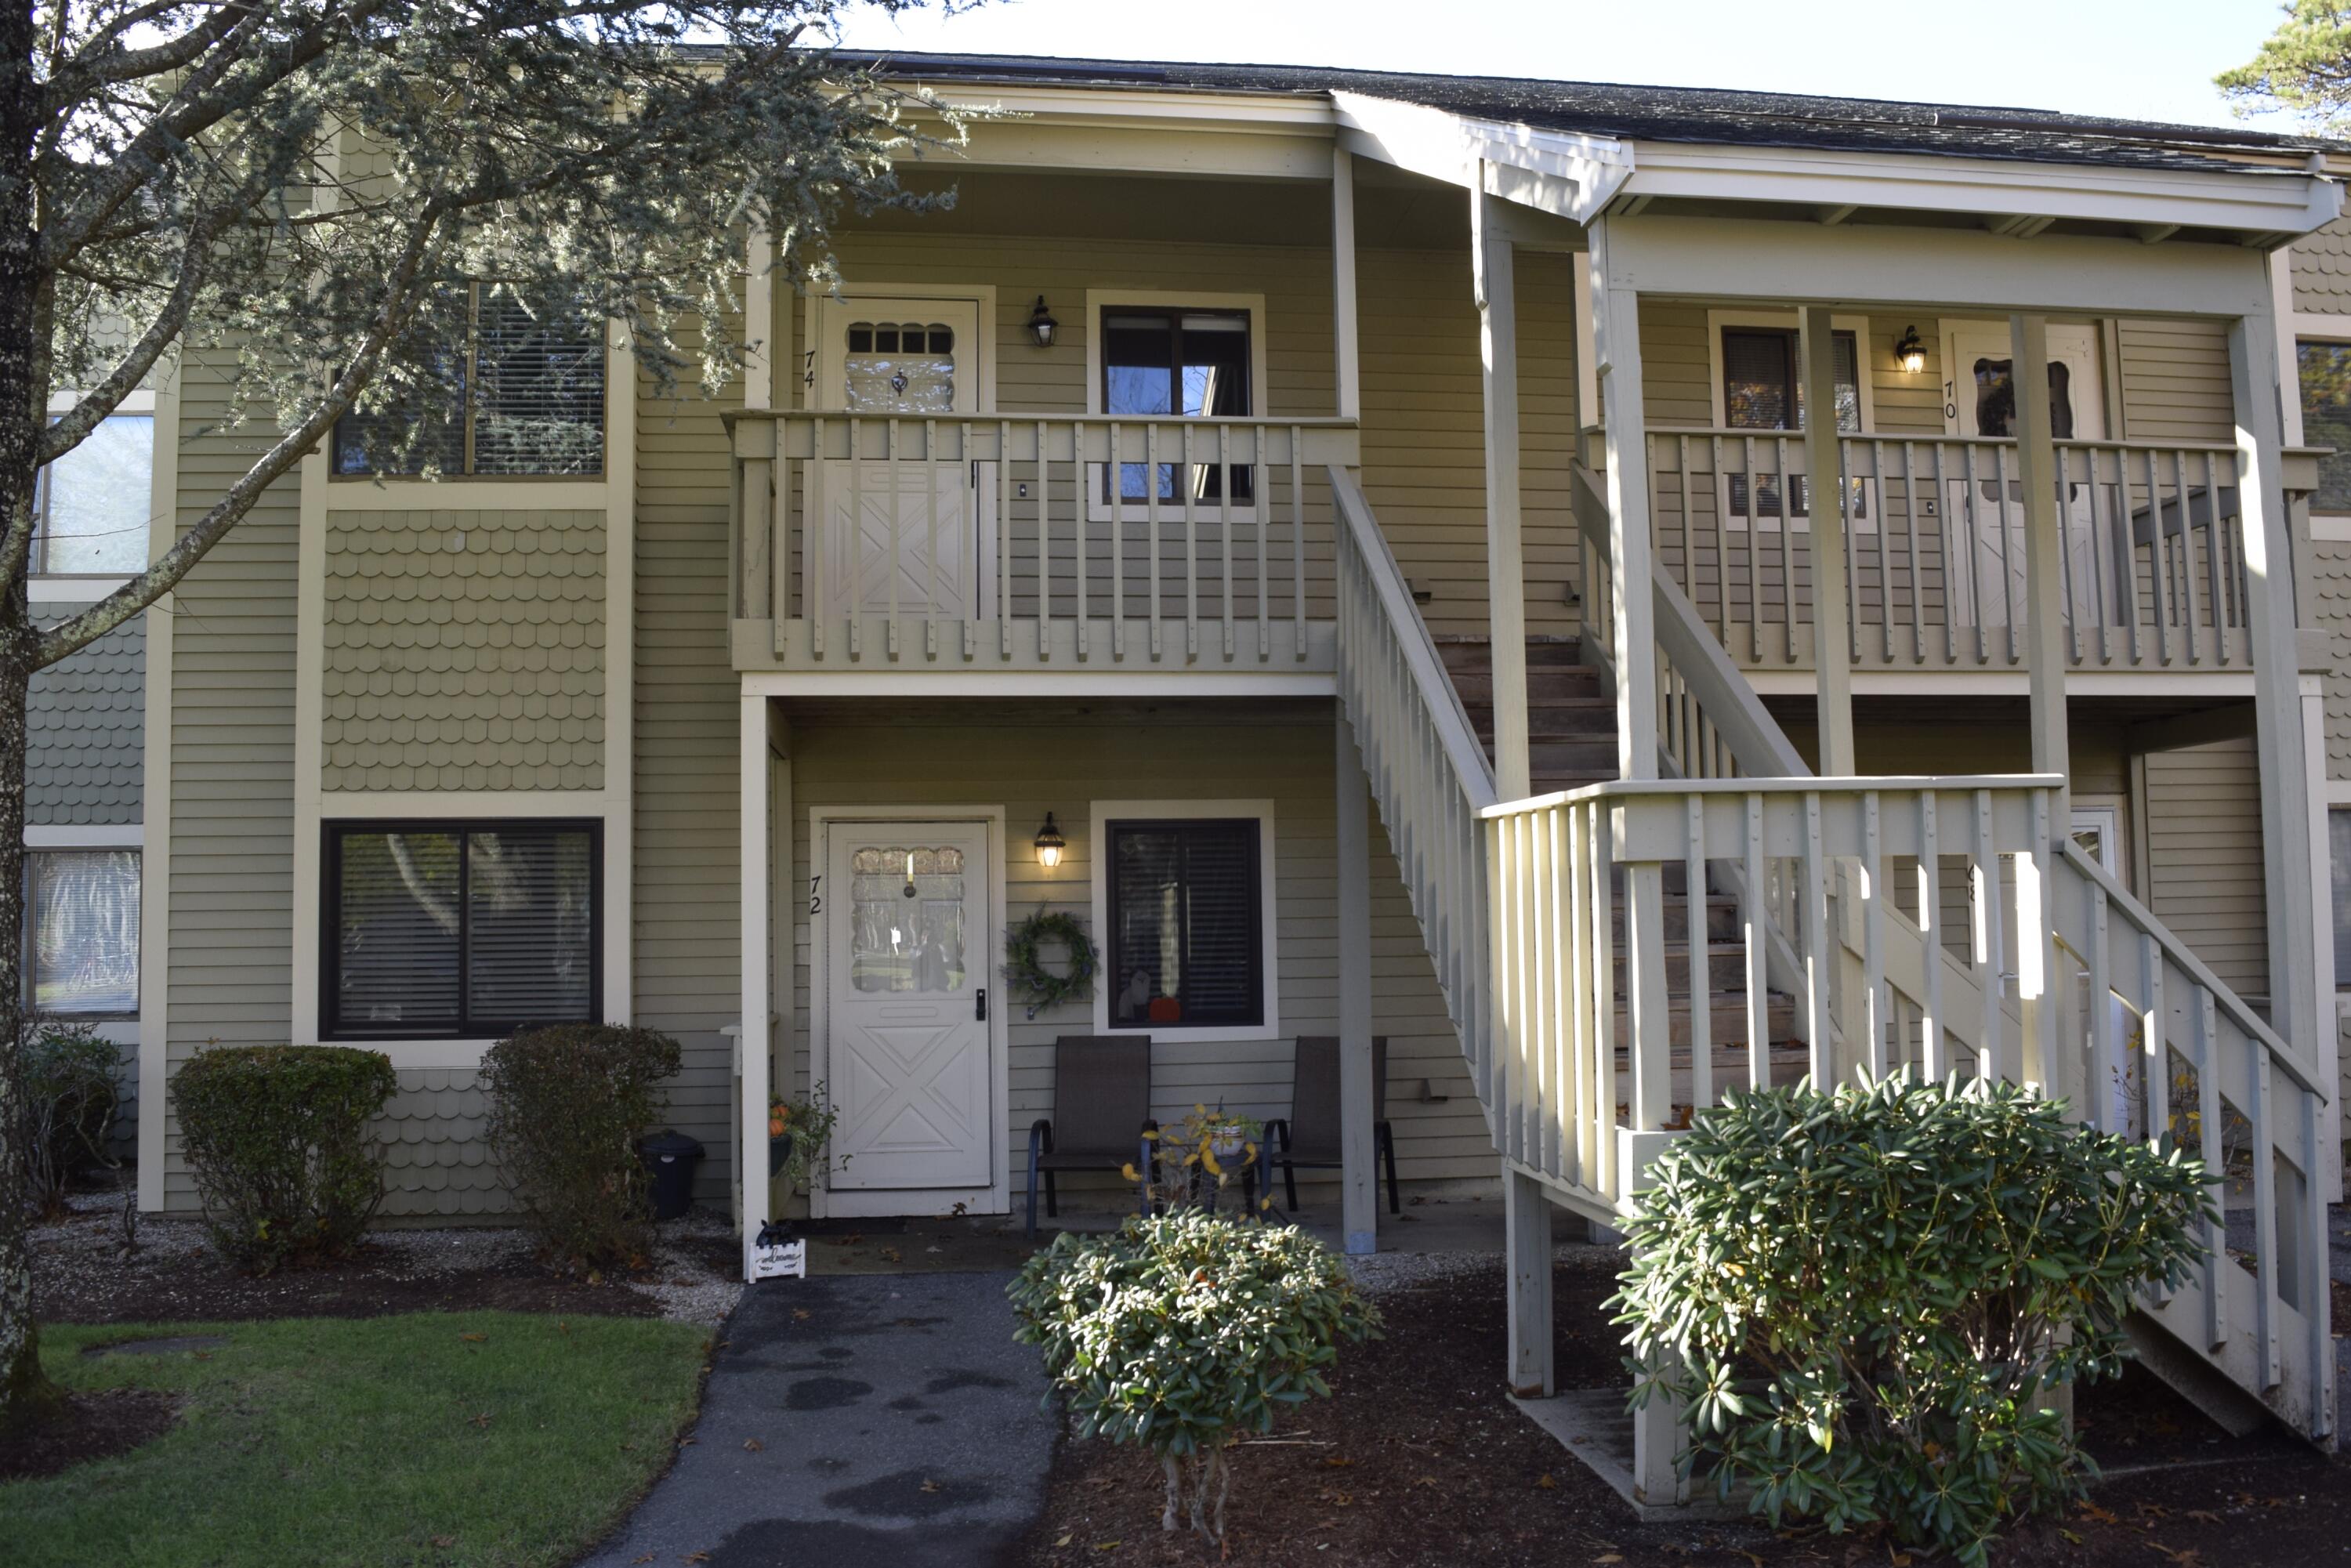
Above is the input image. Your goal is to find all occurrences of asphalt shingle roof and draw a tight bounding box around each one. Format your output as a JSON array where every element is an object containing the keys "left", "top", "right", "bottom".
[{"left": 856, "top": 51, "right": 2331, "bottom": 177}]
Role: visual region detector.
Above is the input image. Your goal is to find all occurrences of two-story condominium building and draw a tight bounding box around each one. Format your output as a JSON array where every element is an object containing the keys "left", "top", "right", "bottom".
[{"left": 58, "top": 51, "right": 2351, "bottom": 1503}]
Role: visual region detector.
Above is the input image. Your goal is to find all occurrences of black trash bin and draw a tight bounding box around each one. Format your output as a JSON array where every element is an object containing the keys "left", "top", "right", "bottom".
[{"left": 638, "top": 1128, "right": 705, "bottom": 1221}]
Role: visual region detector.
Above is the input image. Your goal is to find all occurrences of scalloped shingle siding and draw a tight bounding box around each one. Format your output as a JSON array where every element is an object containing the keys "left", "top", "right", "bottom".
[
  {"left": 28, "top": 603, "right": 143, "bottom": 825},
  {"left": 2292, "top": 216, "right": 2351, "bottom": 316},
  {"left": 378, "top": 1070, "right": 512, "bottom": 1217},
  {"left": 2309, "top": 541, "right": 2351, "bottom": 783},
  {"left": 321, "top": 509, "right": 605, "bottom": 791}
]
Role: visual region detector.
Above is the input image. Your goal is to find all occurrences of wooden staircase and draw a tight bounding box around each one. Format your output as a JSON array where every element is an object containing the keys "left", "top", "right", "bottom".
[{"left": 1435, "top": 633, "right": 1809, "bottom": 1114}]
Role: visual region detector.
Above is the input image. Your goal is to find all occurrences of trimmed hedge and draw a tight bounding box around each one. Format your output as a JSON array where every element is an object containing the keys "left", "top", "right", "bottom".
[
  {"left": 23, "top": 1019, "right": 123, "bottom": 1214},
  {"left": 480, "top": 1023, "right": 682, "bottom": 1271},
  {"left": 172, "top": 1045, "right": 397, "bottom": 1273}
]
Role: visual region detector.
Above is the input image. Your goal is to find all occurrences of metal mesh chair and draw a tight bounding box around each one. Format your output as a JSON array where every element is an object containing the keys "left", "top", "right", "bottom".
[
  {"left": 1263, "top": 1035, "right": 1399, "bottom": 1215},
  {"left": 1025, "top": 1034, "right": 1156, "bottom": 1236}
]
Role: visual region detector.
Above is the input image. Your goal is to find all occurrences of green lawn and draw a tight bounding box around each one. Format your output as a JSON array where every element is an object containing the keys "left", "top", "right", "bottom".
[{"left": 13, "top": 1313, "right": 709, "bottom": 1568}]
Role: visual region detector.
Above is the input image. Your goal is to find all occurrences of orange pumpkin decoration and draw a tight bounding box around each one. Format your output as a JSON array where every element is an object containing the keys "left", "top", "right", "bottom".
[{"left": 769, "top": 1115, "right": 787, "bottom": 1138}]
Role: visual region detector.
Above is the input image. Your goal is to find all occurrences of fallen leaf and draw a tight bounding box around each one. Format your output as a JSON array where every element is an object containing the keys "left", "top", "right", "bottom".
[
  {"left": 792, "top": 1309, "right": 813, "bottom": 1321},
  {"left": 1413, "top": 1476, "right": 1440, "bottom": 1487},
  {"left": 1092, "top": 1543, "right": 1121, "bottom": 1553},
  {"left": 920, "top": 1479, "right": 941, "bottom": 1494},
  {"left": 1054, "top": 1535, "right": 1073, "bottom": 1548},
  {"left": 468, "top": 1412, "right": 492, "bottom": 1429},
  {"left": 1323, "top": 1457, "right": 1354, "bottom": 1469},
  {"left": 1535, "top": 1472, "right": 1558, "bottom": 1490},
  {"left": 743, "top": 1438, "right": 764, "bottom": 1452},
  {"left": 2185, "top": 1510, "right": 2221, "bottom": 1524},
  {"left": 1594, "top": 1557, "right": 1625, "bottom": 1565},
  {"left": 459, "top": 1332, "right": 487, "bottom": 1343},
  {"left": 2060, "top": 1531, "right": 2084, "bottom": 1546},
  {"left": 683, "top": 1555, "right": 709, "bottom": 1566},
  {"left": 429, "top": 1537, "right": 455, "bottom": 1550},
  {"left": 632, "top": 1556, "right": 655, "bottom": 1565},
  {"left": 879, "top": 1248, "right": 904, "bottom": 1264}
]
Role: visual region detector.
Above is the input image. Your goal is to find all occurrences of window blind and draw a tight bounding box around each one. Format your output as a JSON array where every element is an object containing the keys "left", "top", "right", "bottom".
[
  {"left": 1107, "top": 819, "right": 1262, "bottom": 1029},
  {"left": 27, "top": 849, "right": 139, "bottom": 1016},
  {"left": 471, "top": 292, "right": 606, "bottom": 476}
]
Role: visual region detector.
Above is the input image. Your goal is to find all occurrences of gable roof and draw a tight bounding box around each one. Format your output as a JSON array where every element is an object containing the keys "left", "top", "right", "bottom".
[{"left": 858, "top": 50, "right": 2334, "bottom": 178}]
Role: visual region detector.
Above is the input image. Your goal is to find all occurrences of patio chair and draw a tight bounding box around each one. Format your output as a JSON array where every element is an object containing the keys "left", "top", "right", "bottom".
[
  {"left": 1263, "top": 1035, "right": 1399, "bottom": 1215},
  {"left": 1025, "top": 1034, "right": 1156, "bottom": 1236}
]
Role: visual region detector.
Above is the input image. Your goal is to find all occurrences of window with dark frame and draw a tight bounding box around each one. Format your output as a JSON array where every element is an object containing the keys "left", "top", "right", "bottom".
[
  {"left": 1105, "top": 817, "right": 1263, "bottom": 1030},
  {"left": 1720, "top": 325, "right": 1864, "bottom": 520},
  {"left": 24, "top": 848, "right": 139, "bottom": 1018},
  {"left": 2302, "top": 342, "right": 2351, "bottom": 513},
  {"left": 1099, "top": 306, "right": 1255, "bottom": 505},
  {"left": 331, "top": 284, "right": 606, "bottom": 478},
  {"left": 323, "top": 821, "right": 600, "bottom": 1038}
]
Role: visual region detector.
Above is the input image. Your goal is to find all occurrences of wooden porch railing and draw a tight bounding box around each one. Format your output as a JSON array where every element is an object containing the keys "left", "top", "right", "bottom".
[
  {"left": 1637, "top": 428, "right": 2251, "bottom": 673},
  {"left": 726, "top": 411, "right": 1357, "bottom": 669},
  {"left": 1330, "top": 466, "right": 1502, "bottom": 1128}
]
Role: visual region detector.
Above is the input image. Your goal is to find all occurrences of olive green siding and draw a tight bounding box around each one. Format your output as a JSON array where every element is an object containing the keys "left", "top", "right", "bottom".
[
  {"left": 321, "top": 507, "right": 606, "bottom": 791},
  {"left": 161, "top": 350, "right": 299, "bottom": 1210},
  {"left": 2290, "top": 214, "right": 2351, "bottom": 315}
]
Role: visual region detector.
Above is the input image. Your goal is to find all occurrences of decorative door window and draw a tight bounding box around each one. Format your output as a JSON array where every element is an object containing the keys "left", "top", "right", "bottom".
[
  {"left": 1967, "top": 357, "right": 2076, "bottom": 440},
  {"left": 847, "top": 844, "right": 968, "bottom": 994},
  {"left": 842, "top": 321, "right": 957, "bottom": 413}
]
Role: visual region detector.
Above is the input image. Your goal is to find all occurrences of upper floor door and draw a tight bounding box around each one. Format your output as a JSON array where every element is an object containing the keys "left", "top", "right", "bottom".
[
  {"left": 806, "top": 294, "right": 994, "bottom": 622},
  {"left": 1941, "top": 322, "right": 2109, "bottom": 632}
]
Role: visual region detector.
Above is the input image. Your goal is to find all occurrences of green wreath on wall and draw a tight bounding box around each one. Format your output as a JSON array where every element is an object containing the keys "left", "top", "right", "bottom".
[{"left": 1004, "top": 910, "right": 1097, "bottom": 1016}]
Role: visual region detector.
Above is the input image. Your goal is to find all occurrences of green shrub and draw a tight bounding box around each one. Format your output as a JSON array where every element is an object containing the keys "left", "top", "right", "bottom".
[
  {"left": 1610, "top": 1074, "right": 2212, "bottom": 1568},
  {"left": 172, "top": 1045, "right": 398, "bottom": 1273},
  {"left": 480, "top": 1023, "right": 682, "bottom": 1272},
  {"left": 22, "top": 1019, "right": 124, "bottom": 1214},
  {"left": 1008, "top": 1211, "right": 1381, "bottom": 1544}
]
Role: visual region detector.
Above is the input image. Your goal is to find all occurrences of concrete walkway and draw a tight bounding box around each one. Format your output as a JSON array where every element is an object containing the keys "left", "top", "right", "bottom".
[{"left": 576, "top": 1270, "right": 1054, "bottom": 1568}]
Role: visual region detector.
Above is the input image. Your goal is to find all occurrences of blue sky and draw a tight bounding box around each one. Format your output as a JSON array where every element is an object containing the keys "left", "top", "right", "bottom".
[{"left": 834, "top": 0, "right": 2307, "bottom": 136}]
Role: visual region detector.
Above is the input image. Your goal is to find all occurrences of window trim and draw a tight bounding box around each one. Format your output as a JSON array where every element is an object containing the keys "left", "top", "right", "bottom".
[
  {"left": 1089, "top": 798, "right": 1279, "bottom": 1041},
  {"left": 1085, "top": 291, "right": 1268, "bottom": 524},
  {"left": 1705, "top": 309, "right": 1878, "bottom": 534},
  {"left": 328, "top": 284, "right": 610, "bottom": 482},
  {"left": 318, "top": 817, "right": 604, "bottom": 1042},
  {"left": 2295, "top": 335, "right": 2351, "bottom": 527},
  {"left": 23, "top": 839, "right": 142, "bottom": 1022},
  {"left": 33, "top": 390, "right": 154, "bottom": 583}
]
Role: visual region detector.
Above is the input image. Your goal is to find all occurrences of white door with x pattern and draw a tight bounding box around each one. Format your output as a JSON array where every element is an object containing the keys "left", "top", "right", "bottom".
[{"left": 823, "top": 820, "right": 994, "bottom": 1202}]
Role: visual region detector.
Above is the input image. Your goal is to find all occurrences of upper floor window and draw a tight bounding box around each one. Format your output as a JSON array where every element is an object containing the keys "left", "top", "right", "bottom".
[
  {"left": 2300, "top": 342, "right": 2351, "bottom": 513},
  {"left": 1720, "top": 326, "right": 1862, "bottom": 522},
  {"left": 332, "top": 286, "right": 606, "bottom": 478},
  {"left": 1100, "top": 306, "right": 1253, "bottom": 505},
  {"left": 34, "top": 411, "right": 151, "bottom": 576}
]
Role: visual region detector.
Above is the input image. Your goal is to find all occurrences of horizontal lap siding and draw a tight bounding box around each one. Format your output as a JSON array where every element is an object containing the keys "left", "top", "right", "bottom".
[
  {"left": 164, "top": 352, "right": 299, "bottom": 1209},
  {"left": 2144, "top": 738, "right": 2269, "bottom": 1001},
  {"left": 636, "top": 325, "right": 745, "bottom": 1201},
  {"left": 784, "top": 710, "right": 1488, "bottom": 1200}
]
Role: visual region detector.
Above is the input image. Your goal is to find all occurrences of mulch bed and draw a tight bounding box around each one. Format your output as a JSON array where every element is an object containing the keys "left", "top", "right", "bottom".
[
  {"left": 1023, "top": 1253, "right": 2349, "bottom": 1567},
  {"left": 31, "top": 1200, "right": 664, "bottom": 1326},
  {"left": 0, "top": 1389, "right": 177, "bottom": 1483}
]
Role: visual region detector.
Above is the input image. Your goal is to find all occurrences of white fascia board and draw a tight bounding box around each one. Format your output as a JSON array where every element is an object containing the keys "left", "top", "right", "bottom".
[
  {"left": 902, "top": 81, "right": 1339, "bottom": 130},
  {"left": 1623, "top": 139, "right": 2343, "bottom": 240},
  {"left": 1331, "top": 91, "right": 1635, "bottom": 224}
]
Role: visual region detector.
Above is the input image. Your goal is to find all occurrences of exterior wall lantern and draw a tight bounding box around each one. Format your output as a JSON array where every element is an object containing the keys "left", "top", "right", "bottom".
[
  {"left": 1033, "top": 812, "right": 1067, "bottom": 870},
  {"left": 1027, "top": 295, "right": 1059, "bottom": 349},
  {"left": 1893, "top": 325, "right": 1928, "bottom": 375}
]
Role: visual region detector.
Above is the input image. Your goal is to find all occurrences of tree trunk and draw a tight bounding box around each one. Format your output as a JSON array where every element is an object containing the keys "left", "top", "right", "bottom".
[{"left": 0, "top": 0, "right": 57, "bottom": 1433}]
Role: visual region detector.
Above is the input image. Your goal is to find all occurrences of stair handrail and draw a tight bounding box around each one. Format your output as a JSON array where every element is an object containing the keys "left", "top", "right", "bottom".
[{"left": 1329, "top": 467, "right": 1498, "bottom": 809}]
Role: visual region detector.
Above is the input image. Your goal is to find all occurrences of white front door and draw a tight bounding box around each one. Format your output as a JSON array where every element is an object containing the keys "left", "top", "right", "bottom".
[
  {"left": 808, "top": 296, "right": 991, "bottom": 622},
  {"left": 1941, "top": 322, "right": 2108, "bottom": 631},
  {"left": 823, "top": 820, "right": 995, "bottom": 1204}
]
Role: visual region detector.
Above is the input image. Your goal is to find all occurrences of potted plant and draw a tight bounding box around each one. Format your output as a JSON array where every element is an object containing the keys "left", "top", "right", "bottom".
[{"left": 753, "top": 1084, "right": 845, "bottom": 1280}]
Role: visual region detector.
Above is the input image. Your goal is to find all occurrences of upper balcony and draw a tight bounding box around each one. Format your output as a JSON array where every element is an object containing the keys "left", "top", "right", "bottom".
[{"left": 725, "top": 411, "right": 1357, "bottom": 675}]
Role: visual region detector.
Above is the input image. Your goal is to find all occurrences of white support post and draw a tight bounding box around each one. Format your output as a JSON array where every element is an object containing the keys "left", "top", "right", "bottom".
[
  {"left": 1332, "top": 148, "right": 1361, "bottom": 424},
  {"left": 1474, "top": 171, "right": 1531, "bottom": 798},
  {"left": 1335, "top": 709, "right": 1378, "bottom": 1255},
  {"left": 1504, "top": 1164, "right": 1553, "bottom": 1397},
  {"left": 744, "top": 227, "right": 773, "bottom": 413},
  {"left": 2302, "top": 682, "right": 2342, "bottom": 1199},
  {"left": 1588, "top": 217, "right": 1659, "bottom": 781},
  {"left": 2012, "top": 314, "right": 2070, "bottom": 1093},
  {"left": 2230, "top": 307, "right": 2325, "bottom": 1103},
  {"left": 738, "top": 691, "right": 771, "bottom": 1282},
  {"left": 1799, "top": 306, "right": 1854, "bottom": 777}
]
